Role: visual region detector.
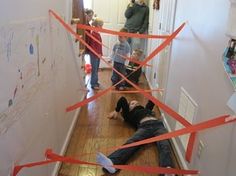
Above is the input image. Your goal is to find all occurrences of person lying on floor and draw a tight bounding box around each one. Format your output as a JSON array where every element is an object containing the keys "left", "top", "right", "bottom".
[{"left": 96, "top": 96, "right": 175, "bottom": 176}]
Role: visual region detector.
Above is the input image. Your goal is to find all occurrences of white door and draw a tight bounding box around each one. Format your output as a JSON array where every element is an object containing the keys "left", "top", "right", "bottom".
[
  {"left": 146, "top": 0, "right": 177, "bottom": 100},
  {"left": 91, "top": 0, "right": 130, "bottom": 68},
  {"left": 146, "top": 0, "right": 159, "bottom": 96}
]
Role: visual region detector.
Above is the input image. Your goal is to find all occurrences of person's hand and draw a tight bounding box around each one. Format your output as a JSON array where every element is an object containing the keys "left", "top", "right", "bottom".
[
  {"left": 108, "top": 59, "right": 112, "bottom": 64},
  {"left": 107, "top": 111, "right": 119, "bottom": 119},
  {"left": 129, "top": 0, "right": 135, "bottom": 7}
]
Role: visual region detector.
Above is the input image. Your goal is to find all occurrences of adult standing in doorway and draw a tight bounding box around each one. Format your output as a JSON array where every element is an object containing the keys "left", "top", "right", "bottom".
[
  {"left": 124, "top": 0, "right": 149, "bottom": 54},
  {"left": 84, "top": 9, "right": 94, "bottom": 54}
]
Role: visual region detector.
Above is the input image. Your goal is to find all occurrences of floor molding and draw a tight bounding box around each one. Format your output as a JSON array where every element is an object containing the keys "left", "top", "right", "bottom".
[
  {"left": 51, "top": 95, "right": 84, "bottom": 176},
  {"left": 161, "top": 113, "right": 189, "bottom": 170}
]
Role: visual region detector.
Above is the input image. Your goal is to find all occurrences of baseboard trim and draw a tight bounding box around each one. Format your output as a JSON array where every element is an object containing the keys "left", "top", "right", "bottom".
[
  {"left": 51, "top": 95, "right": 84, "bottom": 176},
  {"left": 161, "top": 113, "right": 189, "bottom": 170}
]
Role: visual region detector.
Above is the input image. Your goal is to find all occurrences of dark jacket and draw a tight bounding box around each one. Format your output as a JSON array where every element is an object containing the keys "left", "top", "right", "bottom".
[
  {"left": 126, "top": 61, "right": 142, "bottom": 84},
  {"left": 115, "top": 97, "right": 155, "bottom": 128},
  {"left": 124, "top": 3, "right": 149, "bottom": 34}
]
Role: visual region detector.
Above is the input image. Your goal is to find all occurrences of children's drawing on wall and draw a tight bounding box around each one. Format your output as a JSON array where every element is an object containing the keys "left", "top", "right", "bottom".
[
  {"left": 29, "top": 43, "right": 34, "bottom": 55},
  {"left": 0, "top": 29, "right": 14, "bottom": 62},
  {"left": 0, "top": 18, "right": 51, "bottom": 135},
  {"left": 223, "top": 39, "right": 236, "bottom": 90}
]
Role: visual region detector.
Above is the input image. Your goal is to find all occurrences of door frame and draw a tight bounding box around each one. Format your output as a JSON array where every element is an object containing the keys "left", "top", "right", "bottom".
[{"left": 146, "top": 0, "right": 177, "bottom": 101}]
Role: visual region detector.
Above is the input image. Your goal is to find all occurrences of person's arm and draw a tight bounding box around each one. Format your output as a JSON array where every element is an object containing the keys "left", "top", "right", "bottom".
[
  {"left": 139, "top": 6, "right": 149, "bottom": 34},
  {"left": 145, "top": 99, "right": 155, "bottom": 111},
  {"left": 110, "top": 44, "right": 116, "bottom": 60},
  {"left": 125, "top": 3, "right": 135, "bottom": 19},
  {"left": 115, "top": 96, "right": 129, "bottom": 114},
  {"left": 90, "top": 31, "right": 103, "bottom": 56},
  {"left": 85, "top": 29, "right": 92, "bottom": 53},
  {"left": 107, "top": 97, "right": 129, "bottom": 119},
  {"left": 93, "top": 32, "right": 103, "bottom": 56},
  {"left": 125, "top": 43, "right": 131, "bottom": 56}
]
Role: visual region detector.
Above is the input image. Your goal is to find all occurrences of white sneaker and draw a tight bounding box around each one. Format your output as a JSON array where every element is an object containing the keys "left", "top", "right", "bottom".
[{"left": 96, "top": 152, "right": 117, "bottom": 174}]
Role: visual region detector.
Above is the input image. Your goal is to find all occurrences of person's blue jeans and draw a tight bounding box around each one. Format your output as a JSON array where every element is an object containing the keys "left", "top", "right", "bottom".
[
  {"left": 108, "top": 120, "right": 174, "bottom": 171},
  {"left": 90, "top": 54, "right": 100, "bottom": 87},
  {"left": 111, "top": 62, "right": 126, "bottom": 88}
]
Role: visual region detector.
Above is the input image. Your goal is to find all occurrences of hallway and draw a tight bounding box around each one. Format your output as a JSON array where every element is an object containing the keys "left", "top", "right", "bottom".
[{"left": 58, "top": 69, "right": 179, "bottom": 176}]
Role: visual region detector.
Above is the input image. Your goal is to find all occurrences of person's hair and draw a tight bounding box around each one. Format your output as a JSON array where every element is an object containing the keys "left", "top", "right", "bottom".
[
  {"left": 92, "top": 18, "right": 104, "bottom": 27},
  {"left": 84, "top": 8, "right": 94, "bottom": 15},
  {"left": 133, "top": 48, "right": 143, "bottom": 57},
  {"left": 119, "top": 28, "right": 128, "bottom": 33}
]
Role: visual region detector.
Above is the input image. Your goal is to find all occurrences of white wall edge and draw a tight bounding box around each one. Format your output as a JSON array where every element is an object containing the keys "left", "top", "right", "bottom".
[
  {"left": 161, "top": 112, "right": 189, "bottom": 170},
  {"left": 51, "top": 95, "right": 85, "bottom": 176}
]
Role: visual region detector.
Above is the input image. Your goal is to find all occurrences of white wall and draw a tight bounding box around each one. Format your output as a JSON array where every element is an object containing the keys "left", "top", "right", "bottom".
[
  {"left": 164, "top": 0, "right": 236, "bottom": 175},
  {"left": 0, "top": 0, "right": 85, "bottom": 175}
]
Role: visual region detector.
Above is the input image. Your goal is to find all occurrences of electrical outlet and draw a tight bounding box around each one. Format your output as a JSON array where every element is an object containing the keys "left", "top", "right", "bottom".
[{"left": 197, "top": 140, "right": 205, "bottom": 159}]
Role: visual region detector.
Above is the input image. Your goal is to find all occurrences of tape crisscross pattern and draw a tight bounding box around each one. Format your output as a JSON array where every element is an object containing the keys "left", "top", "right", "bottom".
[{"left": 12, "top": 10, "right": 236, "bottom": 176}]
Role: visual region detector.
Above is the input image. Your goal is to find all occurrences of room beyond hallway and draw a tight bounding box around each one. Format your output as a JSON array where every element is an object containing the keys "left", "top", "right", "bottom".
[{"left": 58, "top": 69, "right": 180, "bottom": 176}]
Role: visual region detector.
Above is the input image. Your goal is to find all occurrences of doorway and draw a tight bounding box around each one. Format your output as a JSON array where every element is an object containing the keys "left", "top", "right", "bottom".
[{"left": 146, "top": 0, "right": 177, "bottom": 101}]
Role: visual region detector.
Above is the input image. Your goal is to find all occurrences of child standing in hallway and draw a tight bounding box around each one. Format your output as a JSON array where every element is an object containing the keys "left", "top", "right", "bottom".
[
  {"left": 84, "top": 9, "right": 94, "bottom": 55},
  {"left": 111, "top": 28, "right": 131, "bottom": 90},
  {"left": 126, "top": 48, "right": 143, "bottom": 87},
  {"left": 90, "top": 18, "right": 104, "bottom": 90}
]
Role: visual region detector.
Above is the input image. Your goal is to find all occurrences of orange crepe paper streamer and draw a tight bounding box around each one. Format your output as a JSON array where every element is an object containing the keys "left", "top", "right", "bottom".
[
  {"left": 45, "top": 149, "right": 199, "bottom": 175},
  {"left": 78, "top": 23, "right": 169, "bottom": 39},
  {"left": 108, "top": 115, "right": 234, "bottom": 151},
  {"left": 13, "top": 160, "right": 56, "bottom": 176},
  {"left": 111, "top": 89, "right": 164, "bottom": 93}
]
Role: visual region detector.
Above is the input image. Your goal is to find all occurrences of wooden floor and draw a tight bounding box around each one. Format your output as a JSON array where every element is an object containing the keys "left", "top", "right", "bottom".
[{"left": 58, "top": 69, "right": 180, "bottom": 176}]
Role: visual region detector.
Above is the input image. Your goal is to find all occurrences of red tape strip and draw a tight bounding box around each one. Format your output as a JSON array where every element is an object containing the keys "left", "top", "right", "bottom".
[
  {"left": 108, "top": 115, "right": 233, "bottom": 151},
  {"left": 78, "top": 23, "right": 169, "bottom": 39},
  {"left": 45, "top": 149, "right": 199, "bottom": 175},
  {"left": 13, "top": 160, "right": 56, "bottom": 176},
  {"left": 111, "top": 89, "right": 164, "bottom": 93}
]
